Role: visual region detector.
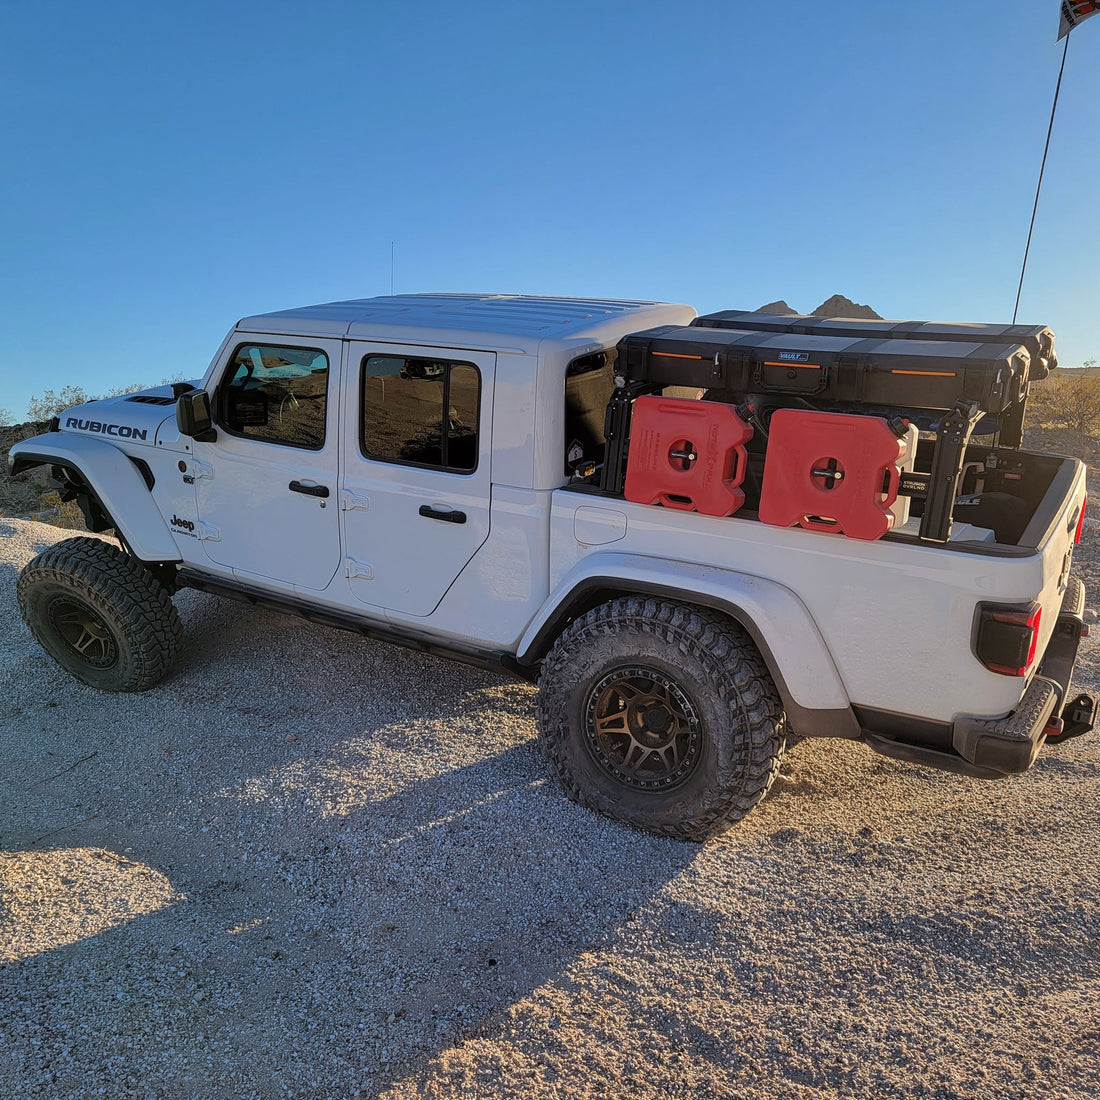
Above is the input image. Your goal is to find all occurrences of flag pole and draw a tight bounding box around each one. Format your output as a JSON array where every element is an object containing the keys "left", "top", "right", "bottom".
[{"left": 1013, "top": 33, "right": 1071, "bottom": 323}]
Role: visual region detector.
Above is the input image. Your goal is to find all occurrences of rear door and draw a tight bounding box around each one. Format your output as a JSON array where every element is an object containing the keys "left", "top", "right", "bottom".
[{"left": 341, "top": 342, "right": 494, "bottom": 616}]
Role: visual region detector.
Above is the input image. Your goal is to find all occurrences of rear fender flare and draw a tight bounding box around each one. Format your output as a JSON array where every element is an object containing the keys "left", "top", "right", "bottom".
[
  {"left": 518, "top": 553, "right": 858, "bottom": 737},
  {"left": 9, "top": 433, "right": 181, "bottom": 563}
]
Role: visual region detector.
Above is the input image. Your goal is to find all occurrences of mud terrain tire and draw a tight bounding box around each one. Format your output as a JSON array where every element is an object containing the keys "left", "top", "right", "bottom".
[
  {"left": 536, "top": 596, "right": 786, "bottom": 840},
  {"left": 18, "top": 537, "right": 183, "bottom": 692}
]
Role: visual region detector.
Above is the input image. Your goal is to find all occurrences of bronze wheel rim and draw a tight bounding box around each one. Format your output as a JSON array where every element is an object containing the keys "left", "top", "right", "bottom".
[
  {"left": 47, "top": 597, "right": 118, "bottom": 669},
  {"left": 583, "top": 667, "right": 702, "bottom": 791}
]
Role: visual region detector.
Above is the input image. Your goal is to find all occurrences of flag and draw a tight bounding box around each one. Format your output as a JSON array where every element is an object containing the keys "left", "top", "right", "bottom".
[{"left": 1059, "top": 0, "right": 1099, "bottom": 40}]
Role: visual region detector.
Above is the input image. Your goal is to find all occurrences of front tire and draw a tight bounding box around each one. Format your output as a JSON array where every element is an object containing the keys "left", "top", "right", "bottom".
[
  {"left": 17, "top": 537, "right": 183, "bottom": 692},
  {"left": 536, "top": 597, "right": 785, "bottom": 840}
]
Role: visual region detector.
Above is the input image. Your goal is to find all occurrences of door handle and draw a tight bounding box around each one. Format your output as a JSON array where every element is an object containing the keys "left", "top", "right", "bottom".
[
  {"left": 289, "top": 480, "right": 329, "bottom": 498},
  {"left": 419, "top": 504, "right": 467, "bottom": 524}
]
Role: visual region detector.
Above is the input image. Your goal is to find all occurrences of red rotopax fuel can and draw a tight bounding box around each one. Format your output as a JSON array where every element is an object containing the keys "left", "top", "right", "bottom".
[
  {"left": 759, "top": 409, "right": 905, "bottom": 540},
  {"left": 624, "top": 396, "right": 752, "bottom": 516}
]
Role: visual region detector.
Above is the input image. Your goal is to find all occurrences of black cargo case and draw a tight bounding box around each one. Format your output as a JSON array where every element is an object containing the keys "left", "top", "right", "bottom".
[
  {"left": 692, "top": 309, "right": 1056, "bottom": 378},
  {"left": 617, "top": 324, "right": 1030, "bottom": 421}
]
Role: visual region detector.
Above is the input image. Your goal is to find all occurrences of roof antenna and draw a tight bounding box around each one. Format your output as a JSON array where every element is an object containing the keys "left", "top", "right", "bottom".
[
  {"left": 390, "top": 241, "right": 395, "bottom": 297},
  {"left": 1013, "top": 35, "right": 1070, "bottom": 324}
]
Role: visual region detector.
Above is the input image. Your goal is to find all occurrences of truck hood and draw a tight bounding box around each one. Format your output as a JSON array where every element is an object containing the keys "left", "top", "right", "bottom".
[{"left": 57, "top": 386, "right": 187, "bottom": 447}]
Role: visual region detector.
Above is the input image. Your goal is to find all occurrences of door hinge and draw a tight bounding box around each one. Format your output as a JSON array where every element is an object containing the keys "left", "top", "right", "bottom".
[
  {"left": 345, "top": 557, "right": 374, "bottom": 580},
  {"left": 195, "top": 521, "right": 220, "bottom": 541},
  {"left": 340, "top": 489, "right": 370, "bottom": 512}
]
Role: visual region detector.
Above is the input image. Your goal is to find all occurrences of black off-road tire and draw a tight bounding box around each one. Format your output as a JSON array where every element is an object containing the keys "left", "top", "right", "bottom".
[
  {"left": 536, "top": 597, "right": 785, "bottom": 840},
  {"left": 17, "top": 537, "right": 183, "bottom": 693}
]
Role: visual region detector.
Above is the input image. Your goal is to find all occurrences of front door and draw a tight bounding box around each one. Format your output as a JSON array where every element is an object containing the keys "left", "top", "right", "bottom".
[
  {"left": 193, "top": 335, "right": 343, "bottom": 591},
  {"left": 341, "top": 343, "right": 494, "bottom": 616}
]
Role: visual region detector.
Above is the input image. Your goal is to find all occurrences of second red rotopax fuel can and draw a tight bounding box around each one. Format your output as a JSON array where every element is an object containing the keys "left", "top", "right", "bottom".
[{"left": 758, "top": 409, "right": 906, "bottom": 540}]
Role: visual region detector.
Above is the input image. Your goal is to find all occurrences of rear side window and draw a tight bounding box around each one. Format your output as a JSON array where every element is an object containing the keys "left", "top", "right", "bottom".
[
  {"left": 564, "top": 350, "right": 616, "bottom": 474},
  {"left": 219, "top": 344, "right": 329, "bottom": 449},
  {"left": 360, "top": 355, "right": 479, "bottom": 472}
]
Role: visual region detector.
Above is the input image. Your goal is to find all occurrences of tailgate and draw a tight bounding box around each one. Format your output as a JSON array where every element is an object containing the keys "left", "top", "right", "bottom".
[{"left": 950, "top": 458, "right": 1091, "bottom": 773}]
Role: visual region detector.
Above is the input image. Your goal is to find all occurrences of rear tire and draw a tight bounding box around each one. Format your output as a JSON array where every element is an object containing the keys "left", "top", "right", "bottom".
[
  {"left": 536, "top": 596, "right": 786, "bottom": 840},
  {"left": 17, "top": 537, "right": 183, "bottom": 692}
]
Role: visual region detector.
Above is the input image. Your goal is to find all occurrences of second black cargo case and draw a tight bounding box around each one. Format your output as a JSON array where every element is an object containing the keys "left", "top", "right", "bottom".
[{"left": 692, "top": 309, "right": 1056, "bottom": 378}]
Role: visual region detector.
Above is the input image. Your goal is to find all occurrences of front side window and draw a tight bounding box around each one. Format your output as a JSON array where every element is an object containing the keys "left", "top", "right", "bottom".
[
  {"left": 360, "top": 355, "right": 479, "bottom": 472},
  {"left": 220, "top": 344, "right": 329, "bottom": 449}
]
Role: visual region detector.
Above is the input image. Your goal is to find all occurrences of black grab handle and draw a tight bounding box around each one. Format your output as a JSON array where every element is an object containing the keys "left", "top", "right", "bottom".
[
  {"left": 419, "top": 504, "right": 466, "bottom": 524},
  {"left": 289, "top": 481, "right": 329, "bottom": 498}
]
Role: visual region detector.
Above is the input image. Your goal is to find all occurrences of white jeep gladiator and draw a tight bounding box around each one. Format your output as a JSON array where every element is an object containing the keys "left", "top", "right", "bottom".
[{"left": 8, "top": 294, "right": 1094, "bottom": 839}]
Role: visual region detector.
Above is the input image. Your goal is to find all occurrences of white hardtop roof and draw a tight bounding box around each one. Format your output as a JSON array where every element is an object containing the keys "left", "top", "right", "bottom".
[{"left": 236, "top": 293, "right": 696, "bottom": 352}]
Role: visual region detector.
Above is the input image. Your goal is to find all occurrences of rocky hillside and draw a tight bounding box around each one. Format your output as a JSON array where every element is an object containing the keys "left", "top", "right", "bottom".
[
  {"left": 0, "top": 422, "right": 53, "bottom": 520},
  {"left": 811, "top": 293, "right": 881, "bottom": 319},
  {"left": 757, "top": 294, "right": 882, "bottom": 319},
  {"left": 0, "top": 421, "right": 89, "bottom": 528}
]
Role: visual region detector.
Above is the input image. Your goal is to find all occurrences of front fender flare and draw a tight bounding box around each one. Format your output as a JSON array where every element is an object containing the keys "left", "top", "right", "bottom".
[
  {"left": 9, "top": 433, "right": 182, "bottom": 563},
  {"left": 518, "top": 553, "right": 858, "bottom": 738}
]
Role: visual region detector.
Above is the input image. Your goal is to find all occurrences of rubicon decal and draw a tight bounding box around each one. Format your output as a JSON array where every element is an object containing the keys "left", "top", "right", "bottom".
[
  {"left": 170, "top": 515, "right": 196, "bottom": 534},
  {"left": 65, "top": 417, "right": 149, "bottom": 441}
]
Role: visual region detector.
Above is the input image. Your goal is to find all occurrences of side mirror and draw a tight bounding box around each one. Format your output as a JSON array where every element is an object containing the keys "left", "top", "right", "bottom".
[{"left": 176, "top": 389, "right": 214, "bottom": 438}]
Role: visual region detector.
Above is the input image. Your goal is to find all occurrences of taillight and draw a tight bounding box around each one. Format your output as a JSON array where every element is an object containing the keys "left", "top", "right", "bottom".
[
  {"left": 1074, "top": 496, "right": 1087, "bottom": 545},
  {"left": 975, "top": 602, "right": 1042, "bottom": 677}
]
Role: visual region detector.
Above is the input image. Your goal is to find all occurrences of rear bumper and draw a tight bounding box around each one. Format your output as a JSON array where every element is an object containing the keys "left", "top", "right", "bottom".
[
  {"left": 953, "top": 575, "right": 1094, "bottom": 772},
  {"left": 952, "top": 674, "right": 1060, "bottom": 773},
  {"left": 862, "top": 576, "right": 1094, "bottom": 777}
]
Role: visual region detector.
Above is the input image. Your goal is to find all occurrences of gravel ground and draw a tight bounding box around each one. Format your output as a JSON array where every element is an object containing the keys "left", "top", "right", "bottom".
[{"left": 1, "top": 511, "right": 1099, "bottom": 1100}]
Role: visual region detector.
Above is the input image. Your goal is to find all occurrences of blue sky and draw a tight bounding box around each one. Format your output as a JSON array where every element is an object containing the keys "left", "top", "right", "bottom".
[{"left": 1, "top": 1, "right": 1097, "bottom": 419}]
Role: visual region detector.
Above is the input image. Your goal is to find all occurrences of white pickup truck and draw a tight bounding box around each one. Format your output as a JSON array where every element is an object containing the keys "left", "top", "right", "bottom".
[{"left": 8, "top": 294, "right": 1093, "bottom": 839}]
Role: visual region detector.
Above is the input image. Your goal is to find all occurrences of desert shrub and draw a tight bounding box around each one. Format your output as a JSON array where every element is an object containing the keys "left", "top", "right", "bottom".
[
  {"left": 25, "top": 376, "right": 186, "bottom": 422},
  {"left": 26, "top": 385, "right": 95, "bottom": 420},
  {"left": 0, "top": 406, "right": 13, "bottom": 427},
  {"left": 1027, "top": 364, "right": 1100, "bottom": 436}
]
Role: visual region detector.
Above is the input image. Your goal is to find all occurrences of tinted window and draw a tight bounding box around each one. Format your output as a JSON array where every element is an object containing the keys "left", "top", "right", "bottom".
[
  {"left": 564, "top": 350, "right": 616, "bottom": 474},
  {"left": 361, "top": 356, "right": 479, "bottom": 472},
  {"left": 220, "top": 345, "right": 328, "bottom": 449}
]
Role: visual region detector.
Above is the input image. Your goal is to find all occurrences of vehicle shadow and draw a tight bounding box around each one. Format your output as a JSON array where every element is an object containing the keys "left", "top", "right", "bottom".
[{"left": 0, "top": 588, "right": 702, "bottom": 1098}]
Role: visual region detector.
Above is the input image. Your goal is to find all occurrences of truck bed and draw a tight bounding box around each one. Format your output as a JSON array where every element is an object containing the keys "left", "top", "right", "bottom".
[{"left": 554, "top": 448, "right": 1086, "bottom": 729}]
